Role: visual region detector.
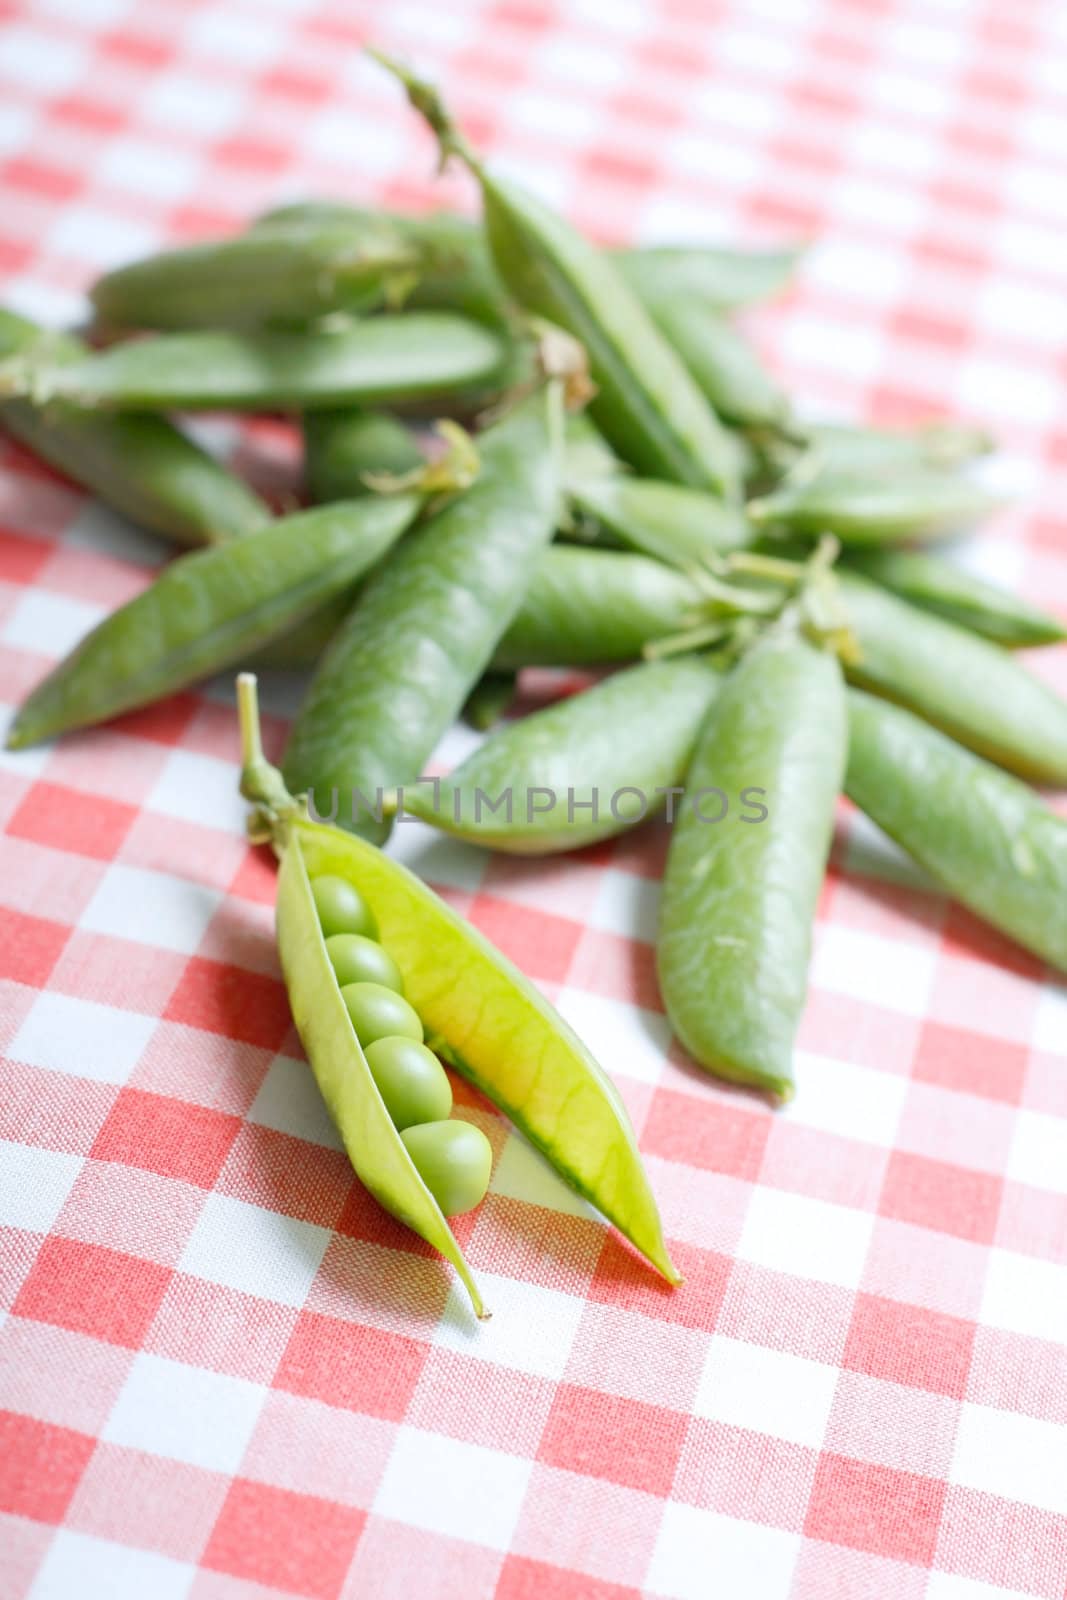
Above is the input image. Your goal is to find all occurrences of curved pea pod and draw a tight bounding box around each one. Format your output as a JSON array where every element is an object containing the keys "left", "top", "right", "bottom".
[
  {"left": 0, "top": 314, "right": 507, "bottom": 413},
  {"left": 6, "top": 495, "right": 418, "bottom": 748},
  {"left": 375, "top": 54, "right": 738, "bottom": 497},
  {"left": 845, "top": 690, "right": 1067, "bottom": 973},
  {"left": 845, "top": 549, "right": 1066, "bottom": 648},
  {"left": 657, "top": 634, "right": 847, "bottom": 1099},
  {"left": 750, "top": 466, "right": 1000, "bottom": 545},
  {"left": 805, "top": 420, "right": 994, "bottom": 471},
  {"left": 495, "top": 545, "right": 705, "bottom": 668},
  {"left": 629, "top": 297, "right": 791, "bottom": 434},
  {"left": 0, "top": 310, "right": 270, "bottom": 547},
  {"left": 401, "top": 657, "right": 721, "bottom": 853},
  {"left": 462, "top": 671, "right": 517, "bottom": 732},
  {"left": 90, "top": 221, "right": 417, "bottom": 331},
  {"left": 237, "top": 680, "right": 680, "bottom": 1313},
  {"left": 303, "top": 408, "right": 424, "bottom": 503},
  {"left": 283, "top": 384, "right": 564, "bottom": 842},
  {"left": 569, "top": 475, "right": 751, "bottom": 570},
  {"left": 838, "top": 572, "right": 1067, "bottom": 784},
  {"left": 615, "top": 243, "right": 805, "bottom": 311}
]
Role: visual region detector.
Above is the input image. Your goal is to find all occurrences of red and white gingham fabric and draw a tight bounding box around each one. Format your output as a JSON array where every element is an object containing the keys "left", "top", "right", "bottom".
[{"left": 1, "top": 1, "right": 1066, "bottom": 1596}]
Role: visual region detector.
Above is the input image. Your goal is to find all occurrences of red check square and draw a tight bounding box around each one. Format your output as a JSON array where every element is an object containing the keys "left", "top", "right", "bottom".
[
  {"left": 0, "top": 905, "right": 69, "bottom": 987},
  {"left": 8, "top": 782, "right": 138, "bottom": 861},
  {"left": 912, "top": 1022, "right": 1027, "bottom": 1105},
  {"left": 643, "top": 1087, "right": 770, "bottom": 1180},
  {"left": 880, "top": 1151, "right": 1003, "bottom": 1245},
  {"left": 164, "top": 957, "right": 292, "bottom": 1050},
  {"left": 275, "top": 1312, "right": 428, "bottom": 1421},
  {"left": 14, "top": 1236, "right": 172, "bottom": 1349},
  {"left": 90, "top": 1087, "right": 242, "bottom": 1189},
  {"left": 496, "top": 1555, "right": 641, "bottom": 1600},
  {"left": 0, "top": 1410, "right": 95, "bottom": 1523},
  {"left": 203, "top": 1478, "right": 365, "bottom": 1600},
  {"left": 538, "top": 1383, "right": 688, "bottom": 1496},
  {"left": 804, "top": 1453, "right": 947, "bottom": 1565},
  {"left": 844, "top": 1292, "right": 976, "bottom": 1398}
]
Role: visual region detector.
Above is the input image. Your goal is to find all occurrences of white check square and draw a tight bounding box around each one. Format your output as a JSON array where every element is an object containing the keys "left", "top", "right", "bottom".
[
  {"left": 736, "top": 1187, "right": 874, "bottom": 1289},
  {"left": 694, "top": 1335, "right": 838, "bottom": 1448},
  {"left": 30, "top": 1531, "right": 193, "bottom": 1600},
  {"left": 0, "top": 1140, "right": 81, "bottom": 1233},
  {"left": 951, "top": 1401, "right": 1067, "bottom": 1516},
  {"left": 1006, "top": 1109, "right": 1067, "bottom": 1197},
  {"left": 979, "top": 1248, "right": 1066, "bottom": 1344},
  {"left": 80, "top": 864, "right": 221, "bottom": 955},
  {"left": 103, "top": 1351, "right": 266, "bottom": 1474},
  {"left": 9, "top": 992, "right": 156, "bottom": 1085},
  {"left": 374, "top": 1427, "right": 532, "bottom": 1549},
  {"left": 433, "top": 1270, "right": 584, "bottom": 1380},
  {"left": 148, "top": 749, "right": 245, "bottom": 834},
  {"left": 248, "top": 1055, "right": 343, "bottom": 1151},
  {"left": 179, "top": 1192, "right": 330, "bottom": 1308},
  {"left": 648, "top": 1502, "right": 800, "bottom": 1600},
  {"left": 2, "top": 589, "right": 103, "bottom": 658}
]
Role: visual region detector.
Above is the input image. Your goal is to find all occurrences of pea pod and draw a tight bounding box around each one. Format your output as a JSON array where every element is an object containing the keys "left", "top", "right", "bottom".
[
  {"left": 0, "top": 314, "right": 506, "bottom": 413},
  {"left": 615, "top": 243, "right": 804, "bottom": 311},
  {"left": 400, "top": 657, "right": 721, "bottom": 853},
  {"left": 750, "top": 466, "right": 1000, "bottom": 545},
  {"left": 283, "top": 384, "right": 564, "bottom": 842},
  {"left": 462, "top": 671, "right": 517, "bottom": 732},
  {"left": 845, "top": 691, "right": 1067, "bottom": 973},
  {"left": 845, "top": 549, "right": 1066, "bottom": 648},
  {"left": 805, "top": 420, "right": 994, "bottom": 471},
  {"left": 0, "top": 310, "right": 270, "bottom": 547},
  {"left": 839, "top": 572, "right": 1067, "bottom": 784},
  {"left": 303, "top": 409, "right": 425, "bottom": 503},
  {"left": 90, "top": 221, "right": 417, "bottom": 330},
  {"left": 238, "top": 678, "right": 679, "bottom": 1315},
  {"left": 5, "top": 495, "right": 419, "bottom": 749},
  {"left": 569, "top": 475, "right": 751, "bottom": 570},
  {"left": 629, "top": 298, "right": 792, "bottom": 435},
  {"left": 657, "top": 633, "right": 846, "bottom": 1099},
  {"left": 375, "top": 53, "right": 739, "bottom": 497}
]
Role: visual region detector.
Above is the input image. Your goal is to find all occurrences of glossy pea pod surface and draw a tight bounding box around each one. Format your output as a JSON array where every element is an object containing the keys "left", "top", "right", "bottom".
[
  {"left": 1, "top": 314, "right": 506, "bottom": 413},
  {"left": 657, "top": 633, "right": 847, "bottom": 1099},
  {"left": 844, "top": 548, "right": 1066, "bottom": 648},
  {"left": 569, "top": 475, "right": 751, "bottom": 570},
  {"left": 274, "top": 811, "right": 680, "bottom": 1315},
  {"left": 845, "top": 691, "right": 1067, "bottom": 973},
  {"left": 378, "top": 56, "right": 739, "bottom": 497},
  {"left": 804, "top": 420, "right": 994, "bottom": 471},
  {"left": 630, "top": 298, "right": 792, "bottom": 434},
  {"left": 283, "top": 385, "right": 564, "bottom": 842},
  {"left": 750, "top": 465, "right": 1000, "bottom": 545},
  {"left": 302, "top": 408, "right": 424, "bottom": 502},
  {"left": 7, "top": 495, "right": 418, "bottom": 748},
  {"left": 90, "top": 220, "right": 417, "bottom": 330},
  {"left": 839, "top": 572, "right": 1067, "bottom": 784},
  {"left": 0, "top": 310, "right": 271, "bottom": 547},
  {"left": 402, "top": 656, "right": 721, "bottom": 853}
]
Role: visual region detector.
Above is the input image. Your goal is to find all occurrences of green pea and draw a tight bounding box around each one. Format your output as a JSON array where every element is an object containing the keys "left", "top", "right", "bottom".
[
  {"left": 364, "top": 1036, "right": 453, "bottom": 1130},
  {"left": 310, "top": 875, "right": 378, "bottom": 939},
  {"left": 325, "top": 933, "right": 402, "bottom": 992},
  {"left": 341, "top": 982, "right": 423, "bottom": 1047},
  {"left": 400, "top": 1120, "right": 493, "bottom": 1216}
]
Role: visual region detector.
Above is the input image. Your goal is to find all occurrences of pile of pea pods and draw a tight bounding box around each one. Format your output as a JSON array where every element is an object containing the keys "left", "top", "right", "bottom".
[{"left": 4, "top": 52, "right": 1066, "bottom": 1313}]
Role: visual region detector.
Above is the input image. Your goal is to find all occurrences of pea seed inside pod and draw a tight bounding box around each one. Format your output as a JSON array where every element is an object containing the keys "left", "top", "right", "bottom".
[
  {"left": 310, "top": 874, "right": 378, "bottom": 939},
  {"left": 341, "top": 981, "right": 423, "bottom": 1047},
  {"left": 325, "top": 932, "right": 404, "bottom": 993},
  {"left": 364, "top": 1036, "right": 453, "bottom": 1130},
  {"left": 400, "top": 1120, "right": 493, "bottom": 1216}
]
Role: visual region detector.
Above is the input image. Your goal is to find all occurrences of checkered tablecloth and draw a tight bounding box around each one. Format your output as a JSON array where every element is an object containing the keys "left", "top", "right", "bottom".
[{"left": 2, "top": 0, "right": 1066, "bottom": 1596}]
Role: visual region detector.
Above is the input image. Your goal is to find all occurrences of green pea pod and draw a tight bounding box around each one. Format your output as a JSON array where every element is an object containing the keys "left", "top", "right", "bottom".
[
  {"left": 6, "top": 495, "right": 419, "bottom": 749},
  {"left": 839, "top": 572, "right": 1067, "bottom": 784},
  {"left": 750, "top": 466, "right": 1000, "bottom": 545},
  {"left": 462, "top": 671, "right": 517, "bottom": 732},
  {"left": 303, "top": 409, "right": 425, "bottom": 503},
  {"left": 657, "top": 633, "right": 846, "bottom": 1099},
  {"left": 628, "top": 297, "right": 792, "bottom": 434},
  {"left": 90, "top": 221, "right": 417, "bottom": 331},
  {"left": 283, "top": 384, "right": 564, "bottom": 841},
  {"left": 401, "top": 657, "right": 720, "bottom": 853},
  {"left": 0, "top": 314, "right": 506, "bottom": 413},
  {"left": 494, "top": 546, "right": 705, "bottom": 668},
  {"left": 238, "top": 678, "right": 680, "bottom": 1314},
  {"left": 0, "top": 310, "right": 270, "bottom": 547},
  {"left": 845, "top": 549, "right": 1066, "bottom": 648},
  {"left": 569, "top": 475, "right": 751, "bottom": 570},
  {"left": 374, "top": 54, "right": 739, "bottom": 497},
  {"left": 615, "top": 243, "right": 804, "bottom": 311},
  {"left": 845, "top": 690, "right": 1067, "bottom": 973},
  {"left": 256, "top": 543, "right": 704, "bottom": 674},
  {"left": 805, "top": 420, "right": 994, "bottom": 471}
]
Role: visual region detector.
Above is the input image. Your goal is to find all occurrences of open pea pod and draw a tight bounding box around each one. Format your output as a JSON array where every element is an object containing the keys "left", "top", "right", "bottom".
[{"left": 238, "top": 678, "right": 680, "bottom": 1316}]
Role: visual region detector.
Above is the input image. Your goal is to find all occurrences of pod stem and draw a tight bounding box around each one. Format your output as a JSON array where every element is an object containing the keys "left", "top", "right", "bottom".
[
  {"left": 236, "top": 673, "right": 296, "bottom": 836},
  {"left": 362, "top": 419, "right": 480, "bottom": 496},
  {"left": 367, "top": 48, "right": 484, "bottom": 178}
]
